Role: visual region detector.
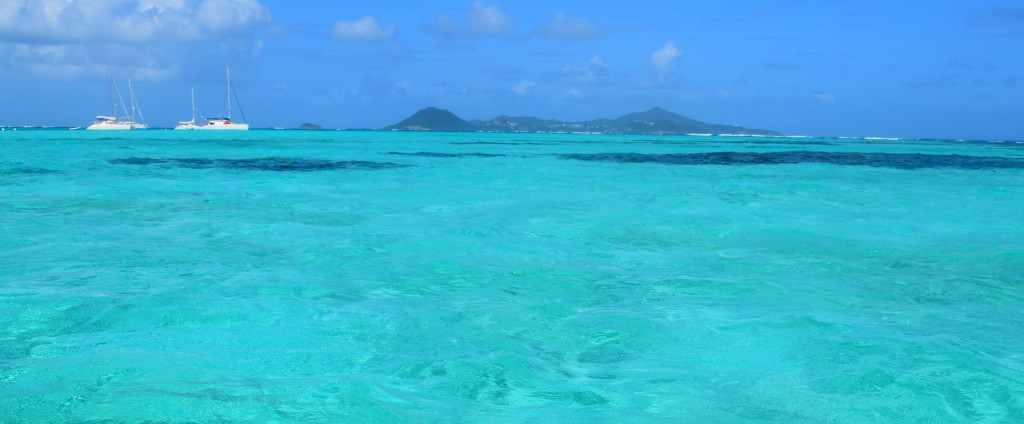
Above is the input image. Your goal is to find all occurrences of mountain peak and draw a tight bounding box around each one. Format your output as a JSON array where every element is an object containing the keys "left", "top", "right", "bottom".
[
  {"left": 613, "top": 107, "right": 702, "bottom": 127},
  {"left": 382, "top": 106, "right": 779, "bottom": 135},
  {"left": 383, "top": 107, "right": 476, "bottom": 132}
]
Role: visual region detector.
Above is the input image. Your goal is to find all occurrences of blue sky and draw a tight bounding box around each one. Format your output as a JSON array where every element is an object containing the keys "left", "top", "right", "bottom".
[{"left": 1, "top": 0, "right": 1022, "bottom": 140}]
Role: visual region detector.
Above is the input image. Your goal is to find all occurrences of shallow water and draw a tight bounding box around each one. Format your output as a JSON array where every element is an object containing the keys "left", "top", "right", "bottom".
[{"left": 2, "top": 130, "right": 1023, "bottom": 423}]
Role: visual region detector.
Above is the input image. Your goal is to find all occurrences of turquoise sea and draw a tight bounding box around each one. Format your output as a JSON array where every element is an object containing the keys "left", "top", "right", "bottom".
[{"left": 2, "top": 129, "right": 1023, "bottom": 423}]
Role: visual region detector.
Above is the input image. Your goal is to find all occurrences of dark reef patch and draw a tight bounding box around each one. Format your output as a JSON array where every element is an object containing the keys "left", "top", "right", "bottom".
[
  {"left": 109, "top": 157, "right": 410, "bottom": 171},
  {"left": 450, "top": 142, "right": 550, "bottom": 146},
  {"left": 643, "top": 140, "right": 836, "bottom": 146},
  {"left": 2, "top": 167, "right": 64, "bottom": 175},
  {"left": 558, "top": 151, "right": 1024, "bottom": 170},
  {"left": 386, "top": 152, "right": 508, "bottom": 158}
]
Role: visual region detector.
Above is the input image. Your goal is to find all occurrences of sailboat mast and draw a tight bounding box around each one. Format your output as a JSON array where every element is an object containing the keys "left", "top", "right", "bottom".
[
  {"left": 190, "top": 87, "right": 196, "bottom": 123},
  {"left": 226, "top": 67, "right": 232, "bottom": 120},
  {"left": 108, "top": 73, "right": 116, "bottom": 117},
  {"left": 128, "top": 79, "right": 136, "bottom": 121},
  {"left": 113, "top": 75, "right": 129, "bottom": 119}
]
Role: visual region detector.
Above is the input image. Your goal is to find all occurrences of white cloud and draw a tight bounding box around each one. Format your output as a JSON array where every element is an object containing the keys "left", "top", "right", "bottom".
[
  {"left": 469, "top": 0, "right": 513, "bottom": 34},
  {"left": 0, "top": 0, "right": 270, "bottom": 81},
  {"left": 565, "top": 88, "right": 585, "bottom": 99},
  {"left": 550, "top": 55, "right": 612, "bottom": 85},
  {"left": 333, "top": 16, "right": 395, "bottom": 42},
  {"left": 512, "top": 80, "right": 535, "bottom": 94},
  {"left": 651, "top": 41, "right": 682, "bottom": 74},
  {"left": 27, "top": 61, "right": 179, "bottom": 82},
  {"left": 422, "top": 14, "right": 465, "bottom": 39},
  {"left": 0, "top": 42, "right": 184, "bottom": 81},
  {"left": 0, "top": 0, "right": 269, "bottom": 44},
  {"left": 194, "top": 0, "right": 269, "bottom": 34},
  {"left": 535, "top": 14, "right": 603, "bottom": 40},
  {"left": 135, "top": 0, "right": 190, "bottom": 14},
  {"left": 422, "top": 1, "right": 513, "bottom": 42}
]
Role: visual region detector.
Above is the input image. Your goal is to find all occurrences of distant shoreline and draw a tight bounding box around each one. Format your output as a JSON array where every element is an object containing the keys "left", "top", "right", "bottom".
[{"left": 4, "top": 125, "right": 1022, "bottom": 143}]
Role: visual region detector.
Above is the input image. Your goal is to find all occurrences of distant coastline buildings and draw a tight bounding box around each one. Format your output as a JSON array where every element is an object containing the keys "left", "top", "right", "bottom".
[{"left": 382, "top": 106, "right": 780, "bottom": 136}]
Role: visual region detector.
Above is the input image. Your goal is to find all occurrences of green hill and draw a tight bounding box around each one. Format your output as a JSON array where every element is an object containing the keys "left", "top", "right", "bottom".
[
  {"left": 383, "top": 107, "right": 477, "bottom": 132},
  {"left": 383, "top": 106, "right": 779, "bottom": 135},
  {"left": 584, "top": 107, "right": 779, "bottom": 135}
]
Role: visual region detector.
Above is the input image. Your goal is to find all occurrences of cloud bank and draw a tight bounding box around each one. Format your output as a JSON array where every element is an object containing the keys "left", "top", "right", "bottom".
[
  {"left": 651, "top": 41, "right": 682, "bottom": 74},
  {"left": 535, "top": 14, "right": 604, "bottom": 40},
  {"left": 333, "top": 16, "right": 395, "bottom": 42},
  {"left": 469, "top": 0, "right": 513, "bottom": 34},
  {"left": 0, "top": 0, "right": 269, "bottom": 44},
  {"left": 422, "top": 1, "right": 514, "bottom": 42},
  {"left": 512, "top": 80, "right": 535, "bottom": 94},
  {"left": 0, "top": 0, "right": 270, "bottom": 80},
  {"left": 550, "top": 55, "right": 612, "bottom": 85}
]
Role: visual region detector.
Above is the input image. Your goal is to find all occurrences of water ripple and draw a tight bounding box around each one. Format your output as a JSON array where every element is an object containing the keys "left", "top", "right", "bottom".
[
  {"left": 108, "top": 157, "right": 411, "bottom": 171},
  {"left": 559, "top": 151, "right": 1024, "bottom": 169},
  {"left": 1, "top": 167, "right": 64, "bottom": 175},
  {"left": 386, "top": 152, "right": 508, "bottom": 158}
]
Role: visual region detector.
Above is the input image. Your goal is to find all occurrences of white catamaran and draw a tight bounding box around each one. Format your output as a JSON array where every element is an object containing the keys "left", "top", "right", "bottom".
[
  {"left": 87, "top": 75, "right": 147, "bottom": 130},
  {"left": 195, "top": 67, "right": 249, "bottom": 130}
]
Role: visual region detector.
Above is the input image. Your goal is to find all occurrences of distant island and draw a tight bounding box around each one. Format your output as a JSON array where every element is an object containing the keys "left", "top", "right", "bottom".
[
  {"left": 297, "top": 123, "right": 325, "bottom": 130},
  {"left": 382, "top": 106, "right": 779, "bottom": 136}
]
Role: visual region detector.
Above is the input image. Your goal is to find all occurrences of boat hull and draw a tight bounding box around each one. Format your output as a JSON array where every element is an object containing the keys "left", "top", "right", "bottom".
[
  {"left": 195, "top": 121, "right": 249, "bottom": 130},
  {"left": 195, "top": 126, "right": 250, "bottom": 130},
  {"left": 87, "top": 122, "right": 134, "bottom": 130}
]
